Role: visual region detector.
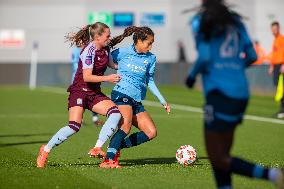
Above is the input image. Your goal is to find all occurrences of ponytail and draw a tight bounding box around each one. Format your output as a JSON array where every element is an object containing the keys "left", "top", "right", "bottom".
[
  {"left": 65, "top": 22, "right": 109, "bottom": 47},
  {"left": 108, "top": 26, "right": 155, "bottom": 49},
  {"left": 108, "top": 26, "right": 139, "bottom": 48}
]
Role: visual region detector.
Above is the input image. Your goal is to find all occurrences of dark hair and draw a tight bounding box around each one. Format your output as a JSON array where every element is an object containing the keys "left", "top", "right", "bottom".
[
  {"left": 108, "top": 26, "right": 154, "bottom": 48},
  {"left": 271, "top": 21, "right": 280, "bottom": 27},
  {"left": 66, "top": 22, "right": 109, "bottom": 47},
  {"left": 199, "top": 0, "right": 241, "bottom": 40}
]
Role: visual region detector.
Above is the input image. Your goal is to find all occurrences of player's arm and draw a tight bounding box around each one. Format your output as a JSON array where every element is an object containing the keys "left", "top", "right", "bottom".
[
  {"left": 107, "top": 56, "right": 118, "bottom": 70},
  {"left": 238, "top": 21, "right": 257, "bottom": 67},
  {"left": 83, "top": 68, "right": 120, "bottom": 83},
  {"left": 81, "top": 48, "right": 120, "bottom": 83},
  {"left": 147, "top": 76, "right": 170, "bottom": 114},
  {"left": 147, "top": 58, "right": 170, "bottom": 114},
  {"left": 185, "top": 41, "right": 209, "bottom": 88}
]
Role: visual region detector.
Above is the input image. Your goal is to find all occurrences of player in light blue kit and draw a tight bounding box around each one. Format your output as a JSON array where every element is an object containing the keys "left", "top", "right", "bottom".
[
  {"left": 99, "top": 26, "right": 171, "bottom": 168},
  {"left": 71, "top": 45, "right": 104, "bottom": 126},
  {"left": 185, "top": 0, "right": 284, "bottom": 188}
]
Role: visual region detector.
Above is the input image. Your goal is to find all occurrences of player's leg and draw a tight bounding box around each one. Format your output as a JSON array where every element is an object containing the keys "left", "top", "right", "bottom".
[
  {"left": 205, "top": 129, "right": 234, "bottom": 189},
  {"left": 100, "top": 105, "right": 133, "bottom": 168},
  {"left": 88, "top": 99, "right": 121, "bottom": 158},
  {"left": 205, "top": 113, "right": 282, "bottom": 188},
  {"left": 37, "top": 106, "right": 84, "bottom": 168},
  {"left": 120, "top": 111, "right": 156, "bottom": 149}
]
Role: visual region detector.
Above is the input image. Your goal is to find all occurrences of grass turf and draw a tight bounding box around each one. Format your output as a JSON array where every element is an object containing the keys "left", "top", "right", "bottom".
[{"left": 0, "top": 85, "right": 283, "bottom": 189}]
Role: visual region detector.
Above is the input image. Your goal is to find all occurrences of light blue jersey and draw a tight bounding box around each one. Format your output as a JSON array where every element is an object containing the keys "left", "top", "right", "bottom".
[
  {"left": 71, "top": 47, "right": 82, "bottom": 82},
  {"left": 188, "top": 14, "right": 257, "bottom": 99},
  {"left": 111, "top": 45, "right": 166, "bottom": 105}
]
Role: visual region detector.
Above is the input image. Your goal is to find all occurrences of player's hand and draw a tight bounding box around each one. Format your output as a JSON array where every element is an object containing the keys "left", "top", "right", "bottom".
[
  {"left": 107, "top": 74, "right": 121, "bottom": 83},
  {"left": 185, "top": 76, "right": 196, "bottom": 88},
  {"left": 164, "top": 103, "right": 171, "bottom": 114}
]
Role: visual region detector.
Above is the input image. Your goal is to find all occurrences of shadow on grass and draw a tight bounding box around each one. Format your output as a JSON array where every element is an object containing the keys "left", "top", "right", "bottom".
[
  {"left": 0, "top": 140, "right": 48, "bottom": 147},
  {"left": 45, "top": 156, "right": 209, "bottom": 168},
  {"left": 48, "top": 162, "right": 100, "bottom": 167},
  {"left": 0, "top": 133, "right": 52, "bottom": 138},
  {"left": 120, "top": 156, "right": 208, "bottom": 166}
]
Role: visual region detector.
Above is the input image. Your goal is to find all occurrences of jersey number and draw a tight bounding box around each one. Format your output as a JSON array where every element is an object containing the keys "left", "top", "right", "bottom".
[{"left": 220, "top": 30, "right": 239, "bottom": 58}]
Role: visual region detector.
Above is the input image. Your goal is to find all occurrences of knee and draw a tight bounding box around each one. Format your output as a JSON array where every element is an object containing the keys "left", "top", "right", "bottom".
[
  {"left": 210, "top": 155, "right": 231, "bottom": 171},
  {"left": 106, "top": 106, "right": 121, "bottom": 119},
  {"left": 145, "top": 128, "right": 157, "bottom": 139}
]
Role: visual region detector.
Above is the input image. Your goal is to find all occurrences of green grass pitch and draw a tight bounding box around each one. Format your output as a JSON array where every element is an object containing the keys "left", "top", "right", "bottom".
[{"left": 0, "top": 85, "right": 283, "bottom": 189}]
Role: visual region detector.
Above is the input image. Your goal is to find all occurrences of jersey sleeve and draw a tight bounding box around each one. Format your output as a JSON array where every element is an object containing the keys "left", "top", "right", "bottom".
[
  {"left": 111, "top": 48, "right": 122, "bottom": 64},
  {"left": 237, "top": 19, "right": 257, "bottom": 66},
  {"left": 190, "top": 14, "right": 202, "bottom": 48},
  {"left": 146, "top": 55, "right": 167, "bottom": 105},
  {"left": 188, "top": 40, "right": 210, "bottom": 79},
  {"left": 80, "top": 45, "right": 95, "bottom": 69},
  {"left": 148, "top": 55, "right": 156, "bottom": 77}
]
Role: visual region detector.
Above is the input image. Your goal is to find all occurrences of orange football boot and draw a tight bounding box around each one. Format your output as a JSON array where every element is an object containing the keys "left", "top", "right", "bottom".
[
  {"left": 36, "top": 144, "right": 49, "bottom": 168},
  {"left": 88, "top": 147, "right": 106, "bottom": 159},
  {"left": 99, "top": 159, "right": 121, "bottom": 169}
]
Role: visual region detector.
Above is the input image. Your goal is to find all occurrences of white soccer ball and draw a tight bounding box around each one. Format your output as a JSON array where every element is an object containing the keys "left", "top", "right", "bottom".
[{"left": 176, "top": 145, "right": 197, "bottom": 166}]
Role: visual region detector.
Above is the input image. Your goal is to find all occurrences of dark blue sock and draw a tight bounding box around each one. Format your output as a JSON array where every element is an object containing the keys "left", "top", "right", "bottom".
[
  {"left": 120, "top": 131, "right": 150, "bottom": 149},
  {"left": 106, "top": 129, "right": 127, "bottom": 160},
  {"left": 230, "top": 157, "right": 269, "bottom": 180},
  {"left": 212, "top": 168, "right": 232, "bottom": 189}
]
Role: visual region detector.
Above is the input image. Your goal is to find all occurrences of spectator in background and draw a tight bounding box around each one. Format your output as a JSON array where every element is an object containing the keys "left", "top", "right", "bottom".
[
  {"left": 177, "top": 40, "right": 187, "bottom": 63},
  {"left": 269, "top": 21, "right": 284, "bottom": 118},
  {"left": 252, "top": 40, "right": 266, "bottom": 65},
  {"left": 71, "top": 45, "right": 104, "bottom": 126}
]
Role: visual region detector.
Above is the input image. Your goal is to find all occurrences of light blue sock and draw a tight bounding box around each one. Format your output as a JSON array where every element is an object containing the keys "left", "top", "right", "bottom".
[
  {"left": 95, "top": 108, "right": 121, "bottom": 147},
  {"left": 44, "top": 126, "right": 76, "bottom": 152}
]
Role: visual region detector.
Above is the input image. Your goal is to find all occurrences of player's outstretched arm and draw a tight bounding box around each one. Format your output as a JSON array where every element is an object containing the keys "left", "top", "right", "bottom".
[{"left": 147, "top": 76, "right": 170, "bottom": 114}]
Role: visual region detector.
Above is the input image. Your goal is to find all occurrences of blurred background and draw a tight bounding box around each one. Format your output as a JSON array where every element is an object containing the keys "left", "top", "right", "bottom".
[{"left": 0, "top": 0, "right": 284, "bottom": 95}]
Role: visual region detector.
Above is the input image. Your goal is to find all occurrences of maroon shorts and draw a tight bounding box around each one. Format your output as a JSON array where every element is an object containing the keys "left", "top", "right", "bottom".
[{"left": 68, "top": 91, "right": 110, "bottom": 111}]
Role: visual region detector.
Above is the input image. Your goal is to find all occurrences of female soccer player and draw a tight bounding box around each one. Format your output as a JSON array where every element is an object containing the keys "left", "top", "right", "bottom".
[
  {"left": 71, "top": 44, "right": 104, "bottom": 126},
  {"left": 36, "top": 22, "right": 123, "bottom": 168},
  {"left": 185, "top": 0, "right": 284, "bottom": 188},
  {"left": 97, "top": 26, "right": 171, "bottom": 168}
]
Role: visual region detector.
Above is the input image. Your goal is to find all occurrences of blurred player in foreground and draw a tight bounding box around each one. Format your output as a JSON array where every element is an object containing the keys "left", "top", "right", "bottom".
[{"left": 185, "top": 0, "right": 284, "bottom": 188}]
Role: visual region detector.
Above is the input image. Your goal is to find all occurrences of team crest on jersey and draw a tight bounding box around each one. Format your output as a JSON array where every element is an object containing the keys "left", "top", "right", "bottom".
[
  {"left": 77, "top": 98, "right": 83, "bottom": 105},
  {"left": 85, "top": 56, "right": 92, "bottom": 65},
  {"left": 143, "top": 60, "right": 149, "bottom": 65},
  {"left": 122, "top": 98, "right": 128, "bottom": 103}
]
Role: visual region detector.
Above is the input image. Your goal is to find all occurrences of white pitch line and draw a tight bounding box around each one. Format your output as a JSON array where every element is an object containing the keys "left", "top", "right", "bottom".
[{"left": 39, "top": 87, "right": 284, "bottom": 125}]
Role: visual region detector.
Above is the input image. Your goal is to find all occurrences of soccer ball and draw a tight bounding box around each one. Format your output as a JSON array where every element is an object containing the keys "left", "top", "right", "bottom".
[{"left": 176, "top": 145, "right": 197, "bottom": 166}]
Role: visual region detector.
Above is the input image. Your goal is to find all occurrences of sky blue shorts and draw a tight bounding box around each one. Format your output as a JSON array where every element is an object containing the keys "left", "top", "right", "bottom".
[{"left": 111, "top": 90, "right": 145, "bottom": 115}]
